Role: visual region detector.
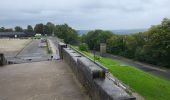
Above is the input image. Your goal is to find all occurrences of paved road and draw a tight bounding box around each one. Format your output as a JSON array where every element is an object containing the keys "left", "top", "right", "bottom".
[
  {"left": 8, "top": 39, "right": 50, "bottom": 63},
  {"left": 0, "top": 61, "right": 89, "bottom": 100},
  {"left": 17, "top": 39, "right": 49, "bottom": 58},
  {"left": 95, "top": 52, "right": 170, "bottom": 80}
]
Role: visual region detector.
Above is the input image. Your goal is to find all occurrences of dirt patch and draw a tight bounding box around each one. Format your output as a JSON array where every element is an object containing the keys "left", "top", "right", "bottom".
[{"left": 0, "top": 38, "right": 31, "bottom": 57}]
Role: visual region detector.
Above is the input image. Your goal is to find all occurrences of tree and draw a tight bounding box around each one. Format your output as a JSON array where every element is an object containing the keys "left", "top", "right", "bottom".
[
  {"left": 15, "top": 26, "right": 23, "bottom": 32},
  {"left": 79, "top": 43, "right": 88, "bottom": 51},
  {"left": 43, "top": 25, "right": 50, "bottom": 35},
  {"left": 107, "top": 35, "right": 125, "bottom": 55},
  {"left": 123, "top": 33, "right": 146, "bottom": 58},
  {"left": 105, "top": 18, "right": 170, "bottom": 68},
  {"left": 5, "top": 28, "right": 13, "bottom": 32},
  {"left": 0, "top": 27, "right": 15, "bottom": 32},
  {"left": 140, "top": 18, "right": 170, "bottom": 67},
  {"left": 46, "top": 22, "right": 55, "bottom": 35},
  {"left": 26, "top": 25, "right": 33, "bottom": 32},
  {"left": 82, "top": 30, "right": 113, "bottom": 50},
  {"left": 54, "top": 24, "right": 79, "bottom": 44},
  {"left": 34, "top": 23, "right": 44, "bottom": 34},
  {"left": 0, "top": 27, "right": 5, "bottom": 32}
]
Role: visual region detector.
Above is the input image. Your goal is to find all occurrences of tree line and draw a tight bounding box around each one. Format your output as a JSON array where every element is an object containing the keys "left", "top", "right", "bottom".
[
  {"left": 0, "top": 22, "right": 55, "bottom": 34},
  {"left": 0, "top": 18, "right": 169, "bottom": 67},
  {"left": 0, "top": 22, "right": 79, "bottom": 44},
  {"left": 80, "top": 18, "right": 170, "bottom": 68}
]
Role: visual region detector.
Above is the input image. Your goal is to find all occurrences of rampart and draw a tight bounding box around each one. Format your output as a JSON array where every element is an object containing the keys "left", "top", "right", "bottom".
[{"left": 58, "top": 43, "right": 136, "bottom": 100}]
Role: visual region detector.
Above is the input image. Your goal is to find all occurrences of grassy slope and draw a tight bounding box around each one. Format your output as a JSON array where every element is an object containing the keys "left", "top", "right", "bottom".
[{"left": 72, "top": 46, "right": 170, "bottom": 100}]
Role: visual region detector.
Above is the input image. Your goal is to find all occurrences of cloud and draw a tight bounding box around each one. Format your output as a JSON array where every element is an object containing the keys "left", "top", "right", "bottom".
[{"left": 0, "top": 0, "right": 170, "bottom": 29}]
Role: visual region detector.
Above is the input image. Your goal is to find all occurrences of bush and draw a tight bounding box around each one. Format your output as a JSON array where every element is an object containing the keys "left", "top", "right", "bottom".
[
  {"left": 94, "top": 55, "right": 101, "bottom": 61},
  {"left": 79, "top": 43, "right": 88, "bottom": 51}
]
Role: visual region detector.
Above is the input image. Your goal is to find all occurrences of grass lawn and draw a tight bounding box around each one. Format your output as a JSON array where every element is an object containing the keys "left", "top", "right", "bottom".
[{"left": 71, "top": 46, "right": 170, "bottom": 100}]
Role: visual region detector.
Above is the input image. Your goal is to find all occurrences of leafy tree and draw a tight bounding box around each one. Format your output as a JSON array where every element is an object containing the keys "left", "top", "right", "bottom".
[
  {"left": 106, "top": 18, "right": 170, "bottom": 68},
  {"left": 26, "top": 25, "right": 34, "bottom": 32},
  {"left": 54, "top": 24, "right": 79, "bottom": 44},
  {"left": 107, "top": 35, "right": 125, "bottom": 55},
  {"left": 79, "top": 43, "right": 88, "bottom": 51},
  {"left": 46, "top": 22, "right": 55, "bottom": 35},
  {"left": 84, "top": 30, "right": 100, "bottom": 50},
  {"left": 34, "top": 23, "right": 44, "bottom": 34},
  {"left": 0, "top": 27, "right": 13, "bottom": 32},
  {"left": 43, "top": 25, "right": 50, "bottom": 35},
  {"left": 15, "top": 26, "right": 23, "bottom": 32},
  {"left": 0, "top": 27, "right": 5, "bottom": 32},
  {"left": 5, "top": 28, "right": 13, "bottom": 32},
  {"left": 83, "top": 30, "right": 113, "bottom": 50},
  {"left": 140, "top": 18, "right": 170, "bottom": 67},
  {"left": 124, "top": 33, "right": 146, "bottom": 58}
]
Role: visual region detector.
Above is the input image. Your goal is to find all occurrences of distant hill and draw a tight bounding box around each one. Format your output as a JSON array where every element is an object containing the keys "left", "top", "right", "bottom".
[{"left": 77, "top": 29, "right": 147, "bottom": 35}]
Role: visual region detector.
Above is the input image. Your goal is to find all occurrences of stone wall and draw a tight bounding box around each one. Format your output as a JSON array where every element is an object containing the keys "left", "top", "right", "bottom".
[
  {"left": 58, "top": 43, "right": 136, "bottom": 100},
  {"left": 58, "top": 42, "right": 67, "bottom": 59},
  {"left": 0, "top": 53, "right": 7, "bottom": 66}
]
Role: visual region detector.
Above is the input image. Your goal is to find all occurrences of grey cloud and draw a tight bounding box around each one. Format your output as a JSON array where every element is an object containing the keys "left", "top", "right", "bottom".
[
  {"left": 81, "top": 1, "right": 145, "bottom": 13},
  {"left": 0, "top": 0, "right": 170, "bottom": 29}
]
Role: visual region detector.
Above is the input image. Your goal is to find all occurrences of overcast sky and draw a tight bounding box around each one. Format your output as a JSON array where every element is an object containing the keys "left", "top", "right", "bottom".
[{"left": 0, "top": 0, "right": 170, "bottom": 30}]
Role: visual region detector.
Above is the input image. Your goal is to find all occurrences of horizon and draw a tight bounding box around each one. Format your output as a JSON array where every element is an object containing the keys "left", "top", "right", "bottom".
[{"left": 0, "top": 25, "right": 148, "bottom": 31}]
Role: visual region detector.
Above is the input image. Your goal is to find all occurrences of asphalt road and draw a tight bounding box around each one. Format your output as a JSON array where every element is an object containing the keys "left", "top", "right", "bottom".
[{"left": 8, "top": 39, "right": 50, "bottom": 63}]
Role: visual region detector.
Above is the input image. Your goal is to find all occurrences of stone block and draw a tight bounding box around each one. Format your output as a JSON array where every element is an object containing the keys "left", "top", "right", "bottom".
[
  {"left": 77, "top": 57, "right": 105, "bottom": 79},
  {"left": 58, "top": 42, "right": 67, "bottom": 59},
  {"left": 94, "top": 79, "right": 136, "bottom": 100}
]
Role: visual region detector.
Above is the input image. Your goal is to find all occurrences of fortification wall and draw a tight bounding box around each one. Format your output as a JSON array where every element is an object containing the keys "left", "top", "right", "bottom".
[
  {"left": 0, "top": 53, "right": 7, "bottom": 66},
  {"left": 58, "top": 43, "right": 135, "bottom": 100}
]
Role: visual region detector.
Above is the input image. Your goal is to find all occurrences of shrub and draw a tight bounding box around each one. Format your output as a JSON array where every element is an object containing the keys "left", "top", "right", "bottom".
[
  {"left": 94, "top": 55, "right": 101, "bottom": 61},
  {"left": 79, "top": 43, "right": 88, "bottom": 51}
]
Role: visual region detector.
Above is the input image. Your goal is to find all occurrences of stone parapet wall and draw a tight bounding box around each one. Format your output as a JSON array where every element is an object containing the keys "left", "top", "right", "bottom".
[
  {"left": 58, "top": 42, "right": 67, "bottom": 59},
  {"left": 0, "top": 53, "right": 7, "bottom": 66},
  {"left": 58, "top": 43, "right": 136, "bottom": 100}
]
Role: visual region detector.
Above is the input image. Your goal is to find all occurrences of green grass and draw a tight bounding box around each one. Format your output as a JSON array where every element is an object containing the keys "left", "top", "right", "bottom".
[{"left": 71, "top": 46, "right": 170, "bottom": 100}]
